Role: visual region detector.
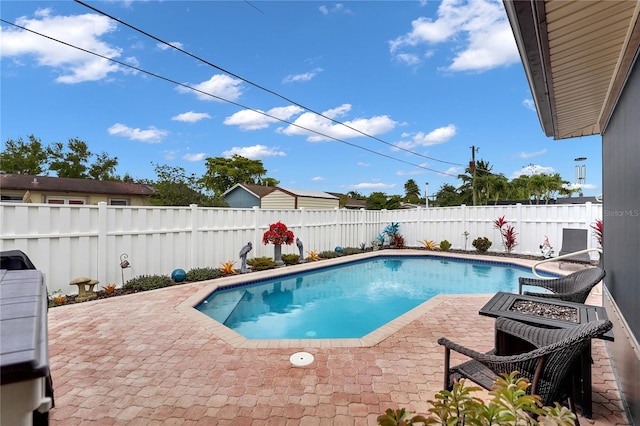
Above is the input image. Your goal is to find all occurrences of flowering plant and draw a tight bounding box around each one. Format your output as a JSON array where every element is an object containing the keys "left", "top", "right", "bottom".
[
  {"left": 591, "top": 219, "right": 603, "bottom": 246},
  {"left": 493, "top": 215, "right": 518, "bottom": 253},
  {"left": 262, "top": 221, "right": 295, "bottom": 246}
]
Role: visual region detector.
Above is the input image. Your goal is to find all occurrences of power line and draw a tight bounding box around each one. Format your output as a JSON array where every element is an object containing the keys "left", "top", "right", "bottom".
[
  {"left": 0, "top": 18, "right": 460, "bottom": 178},
  {"left": 73, "top": 0, "right": 465, "bottom": 169}
]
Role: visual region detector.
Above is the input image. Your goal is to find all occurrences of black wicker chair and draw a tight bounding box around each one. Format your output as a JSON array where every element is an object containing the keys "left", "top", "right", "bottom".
[
  {"left": 518, "top": 267, "right": 605, "bottom": 304},
  {"left": 438, "top": 317, "right": 613, "bottom": 412}
]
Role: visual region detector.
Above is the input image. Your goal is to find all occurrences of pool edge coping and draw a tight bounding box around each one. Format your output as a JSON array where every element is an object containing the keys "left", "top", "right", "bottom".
[{"left": 176, "top": 249, "right": 565, "bottom": 349}]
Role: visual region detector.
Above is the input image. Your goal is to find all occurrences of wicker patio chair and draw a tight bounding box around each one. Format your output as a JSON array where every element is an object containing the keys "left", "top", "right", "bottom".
[
  {"left": 518, "top": 267, "right": 605, "bottom": 304},
  {"left": 438, "top": 317, "right": 613, "bottom": 411}
]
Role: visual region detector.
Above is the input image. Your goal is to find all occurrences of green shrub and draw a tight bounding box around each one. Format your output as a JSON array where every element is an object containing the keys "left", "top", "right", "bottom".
[
  {"left": 247, "top": 257, "right": 278, "bottom": 271},
  {"left": 439, "top": 240, "right": 452, "bottom": 251},
  {"left": 318, "top": 250, "right": 341, "bottom": 259},
  {"left": 341, "top": 247, "right": 365, "bottom": 255},
  {"left": 472, "top": 236, "right": 492, "bottom": 253},
  {"left": 186, "top": 267, "right": 225, "bottom": 282},
  {"left": 281, "top": 254, "right": 300, "bottom": 265},
  {"left": 124, "top": 274, "right": 174, "bottom": 291},
  {"left": 377, "top": 373, "right": 576, "bottom": 425}
]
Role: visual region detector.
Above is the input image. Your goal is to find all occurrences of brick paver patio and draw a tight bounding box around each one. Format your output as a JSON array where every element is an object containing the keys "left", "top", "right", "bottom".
[{"left": 47, "top": 253, "right": 630, "bottom": 425}]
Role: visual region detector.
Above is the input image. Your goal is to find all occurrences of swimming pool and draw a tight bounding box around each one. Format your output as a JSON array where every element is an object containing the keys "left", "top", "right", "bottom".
[{"left": 195, "top": 254, "right": 555, "bottom": 340}]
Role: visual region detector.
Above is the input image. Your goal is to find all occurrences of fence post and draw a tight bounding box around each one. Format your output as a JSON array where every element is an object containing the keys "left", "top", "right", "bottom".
[
  {"left": 461, "top": 204, "right": 468, "bottom": 250},
  {"left": 515, "top": 203, "right": 522, "bottom": 254},
  {"left": 190, "top": 204, "right": 198, "bottom": 269},
  {"left": 97, "top": 202, "right": 108, "bottom": 286},
  {"left": 253, "top": 206, "right": 261, "bottom": 257},
  {"left": 299, "top": 208, "right": 307, "bottom": 243}
]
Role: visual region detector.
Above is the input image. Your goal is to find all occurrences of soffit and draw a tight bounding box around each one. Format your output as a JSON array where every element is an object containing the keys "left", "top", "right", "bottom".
[{"left": 505, "top": 0, "right": 640, "bottom": 140}]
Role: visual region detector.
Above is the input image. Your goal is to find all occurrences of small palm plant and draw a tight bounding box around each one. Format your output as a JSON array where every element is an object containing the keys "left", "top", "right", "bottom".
[
  {"left": 307, "top": 250, "right": 320, "bottom": 261},
  {"left": 219, "top": 260, "right": 238, "bottom": 275},
  {"left": 419, "top": 240, "right": 439, "bottom": 250},
  {"left": 101, "top": 283, "right": 117, "bottom": 294}
]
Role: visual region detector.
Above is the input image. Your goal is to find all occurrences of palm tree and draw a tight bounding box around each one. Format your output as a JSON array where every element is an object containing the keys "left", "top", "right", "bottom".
[
  {"left": 403, "top": 179, "right": 421, "bottom": 204},
  {"left": 457, "top": 159, "right": 493, "bottom": 206}
]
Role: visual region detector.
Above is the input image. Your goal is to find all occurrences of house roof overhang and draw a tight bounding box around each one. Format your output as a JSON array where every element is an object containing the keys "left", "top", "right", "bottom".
[{"left": 503, "top": 0, "right": 640, "bottom": 140}]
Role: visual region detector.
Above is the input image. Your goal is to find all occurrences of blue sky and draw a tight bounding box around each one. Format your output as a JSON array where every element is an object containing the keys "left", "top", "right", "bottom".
[{"left": 1, "top": 0, "right": 602, "bottom": 197}]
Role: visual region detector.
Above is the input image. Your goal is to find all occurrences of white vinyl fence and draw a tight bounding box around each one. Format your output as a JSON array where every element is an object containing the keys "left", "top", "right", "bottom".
[{"left": 0, "top": 202, "right": 602, "bottom": 295}]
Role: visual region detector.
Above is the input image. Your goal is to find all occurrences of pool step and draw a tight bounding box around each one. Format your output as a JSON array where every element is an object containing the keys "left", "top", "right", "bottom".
[{"left": 223, "top": 290, "right": 250, "bottom": 324}]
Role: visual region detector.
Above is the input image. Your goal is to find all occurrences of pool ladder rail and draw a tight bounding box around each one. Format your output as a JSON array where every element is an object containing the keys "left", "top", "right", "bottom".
[{"left": 531, "top": 248, "right": 603, "bottom": 279}]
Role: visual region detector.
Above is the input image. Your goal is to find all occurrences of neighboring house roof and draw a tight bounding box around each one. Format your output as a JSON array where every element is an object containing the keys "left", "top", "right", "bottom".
[
  {"left": 278, "top": 188, "right": 338, "bottom": 200},
  {"left": 327, "top": 192, "right": 368, "bottom": 209},
  {"left": 503, "top": 0, "right": 640, "bottom": 139},
  {"left": 0, "top": 174, "right": 155, "bottom": 196},
  {"left": 223, "top": 183, "right": 279, "bottom": 198}
]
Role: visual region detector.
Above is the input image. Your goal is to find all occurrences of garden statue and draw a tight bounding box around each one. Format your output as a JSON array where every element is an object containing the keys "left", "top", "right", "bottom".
[
  {"left": 239, "top": 241, "right": 252, "bottom": 273},
  {"left": 263, "top": 221, "right": 294, "bottom": 266},
  {"left": 296, "top": 238, "right": 304, "bottom": 263},
  {"left": 539, "top": 236, "right": 553, "bottom": 259}
]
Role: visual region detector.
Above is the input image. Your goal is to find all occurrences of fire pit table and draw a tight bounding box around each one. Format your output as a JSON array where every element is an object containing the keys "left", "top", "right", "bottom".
[{"left": 479, "top": 291, "right": 613, "bottom": 419}]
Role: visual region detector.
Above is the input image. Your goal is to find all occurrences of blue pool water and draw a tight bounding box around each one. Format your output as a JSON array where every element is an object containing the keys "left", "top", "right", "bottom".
[{"left": 196, "top": 256, "right": 554, "bottom": 339}]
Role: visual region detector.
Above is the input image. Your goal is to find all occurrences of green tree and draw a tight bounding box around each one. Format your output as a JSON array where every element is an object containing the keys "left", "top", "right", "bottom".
[
  {"left": 433, "top": 183, "right": 461, "bottom": 207},
  {"left": 386, "top": 194, "right": 403, "bottom": 210},
  {"left": 88, "top": 152, "right": 119, "bottom": 181},
  {"left": 0, "top": 135, "right": 49, "bottom": 175},
  {"left": 366, "top": 192, "right": 388, "bottom": 210},
  {"left": 403, "top": 179, "right": 421, "bottom": 204},
  {"left": 151, "top": 163, "right": 224, "bottom": 207},
  {"left": 200, "top": 155, "right": 269, "bottom": 196},
  {"left": 457, "top": 159, "right": 493, "bottom": 205},
  {"left": 477, "top": 173, "right": 509, "bottom": 205},
  {"left": 47, "top": 138, "right": 92, "bottom": 178},
  {"left": 260, "top": 177, "right": 280, "bottom": 187}
]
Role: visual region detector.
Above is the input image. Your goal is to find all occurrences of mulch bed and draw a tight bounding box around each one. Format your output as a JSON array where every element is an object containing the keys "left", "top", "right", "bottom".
[{"left": 50, "top": 249, "right": 553, "bottom": 307}]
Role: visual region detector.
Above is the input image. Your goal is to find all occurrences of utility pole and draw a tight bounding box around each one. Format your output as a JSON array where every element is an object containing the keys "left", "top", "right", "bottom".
[{"left": 470, "top": 145, "right": 478, "bottom": 206}]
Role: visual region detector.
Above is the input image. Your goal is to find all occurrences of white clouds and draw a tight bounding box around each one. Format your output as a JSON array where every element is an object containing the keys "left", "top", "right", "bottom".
[
  {"left": 221, "top": 145, "right": 286, "bottom": 160},
  {"left": 522, "top": 99, "right": 536, "bottom": 111},
  {"left": 511, "top": 164, "right": 555, "bottom": 179},
  {"left": 224, "top": 106, "right": 305, "bottom": 130},
  {"left": 171, "top": 111, "right": 212, "bottom": 123},
  {"left": 281, "top": 104, "right": 397, "bottom": 142},
  {"left": 0, "top": 9, "right": 125, "bottom": 83},
  {"left": 283, "top": 68, "right": 324, "bottom": 83},
  {"left": 564, "top": 183, "right": 597, "bottom": 191},
  {"left": 176, "top": 74, "right": 244, "bottom": 101},
  {"left": 394, "top": 124, "right": 457, "bottom": 150},
  {"left": 347, "top": 182, "right": 396, "bottom": 190},
  {"left": 389, "top": 0, "right": 519, "bottom": 72},
  {"left": 516, "top": 149, "right": 547, "bottom": 159},
  {"left": 318, "top": 4, "right": 352, "bottom": 15},
  {"left": 312, "top": 176, "right": 326, "bottom": 181},
  {"left": 357, "top": 162, "right": 370, "bottom": 167},
  {"left": 396, "top": 169, "right": 424, "bottom": 176},
  {"left": 183, "top": 152, "right": 206, "bottom": 161},
  {"left": 157, "top": 41, "right": 184, "bottom": 50},
  {"left": 108, "top": 123, "right": 168, "bottom": 143}
]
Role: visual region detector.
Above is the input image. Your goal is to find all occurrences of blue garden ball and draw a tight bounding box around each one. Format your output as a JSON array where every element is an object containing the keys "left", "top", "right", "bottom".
[
  {"left": 334, "top": 246, "right": 343, "bottom": 253},
  {"left": 171, "top": 268, "right": 187, "bottom": 282}
]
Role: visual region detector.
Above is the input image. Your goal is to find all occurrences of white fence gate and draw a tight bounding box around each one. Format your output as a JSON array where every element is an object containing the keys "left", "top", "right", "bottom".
[{"left": 0, "top": 202, "right": 602, "bottom": 295}]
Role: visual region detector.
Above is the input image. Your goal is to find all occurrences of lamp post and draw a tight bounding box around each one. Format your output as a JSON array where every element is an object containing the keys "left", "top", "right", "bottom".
[{"left": 425, "top": 182, "right": 429, "bottom": 208}]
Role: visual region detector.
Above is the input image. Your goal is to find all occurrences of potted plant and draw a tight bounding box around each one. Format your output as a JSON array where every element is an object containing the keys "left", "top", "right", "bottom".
[{"left": 262, "top": 221, "right": 295, "bottom": 266}]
